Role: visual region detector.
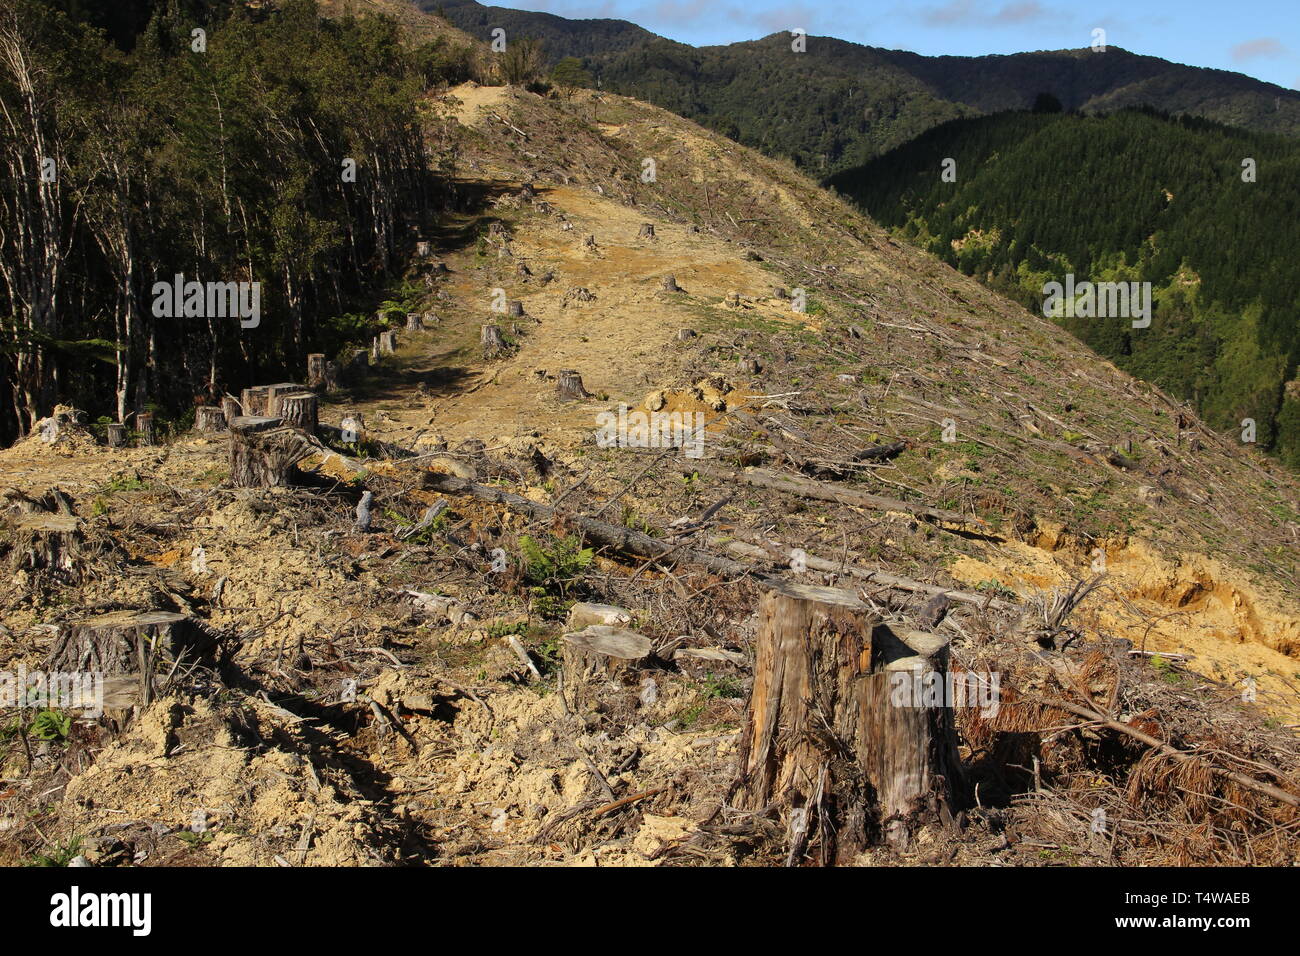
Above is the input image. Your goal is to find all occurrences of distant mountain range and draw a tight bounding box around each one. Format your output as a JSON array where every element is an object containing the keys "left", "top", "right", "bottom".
[{"left": 426, "top": 0, "right": 1300, "bottom": 173}]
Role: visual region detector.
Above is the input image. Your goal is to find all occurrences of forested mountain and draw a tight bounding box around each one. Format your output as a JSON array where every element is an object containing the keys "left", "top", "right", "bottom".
[
  {"left": 0, "top": 0, "right": 474, "bottom": 444},
  {"left": 428, "top": 0, "right": 1300, "bottom": 173},
  {"left": 826, "top": 108, "right": 1300, "bottom": 466}
]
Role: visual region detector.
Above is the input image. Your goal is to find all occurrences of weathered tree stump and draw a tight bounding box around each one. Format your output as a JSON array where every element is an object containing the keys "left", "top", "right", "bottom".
[
  {"left": 416, "top": 240, "right": 432, "bottom": 257},
  {"left": 516, "top": 260, "right": 532, "bottom": 278},
  {"left": 582, "top": 233, "right": 597, "bottom": 250},
  {"left": 265, "top": 383, "right": 304, "bottom": 416},
  {"left": 733, "top": 581, "right": 962, "bottom": 863},
  {"left": 136, "top": 412, "right": 156, "bottom": 446},
  {"left": 662, "top": 275, "right": 681, "bottom": 293},
  {"left": 275, "top": 392, "right": 318, "bottom": 434},
  {"left": 106, "top": 423, "right": 126, "bottom": 448},
  {"left": 405, "top": 313, "right": 424, "bottom": 332},
  {"left": 638, "top": 223, "right": 655, "bottom": 240},
  {"left": 221, "top": 396, "right": 241, "bottom": 424},
  {"left": 508, "top": 300, "right": 524, "bottom": 318},
  {"left": 241, "top": 386, "right": 270, "bottom": 416},
  {"left": 195, "top": 406, "right": 225, "bottom": 433},
  {"left": 555, "top": 369, "right": 591, "bottom": 401},
  {"left": 676, "top": 328, "right": 698, "bottom": 341},
  {"left": 481, "top": 324, "right": 506, "bottom": 358},
  {"left": 378, "top": 331, "right": 398, "bottom": 354},
  {"left": 561, "top": 626, "right": 652, "bottom": 710},
  {"left": 228, "top": 416, "right": 309, "bottom": 488},
  {"left": 307, "top": 353, "right": 327, "bottom": 388},
  {"left": 738, "top": 356, "right": 763, "bottom": 375},
  {"left": 45, "top": 610, "right": 223, "bottom": 710}
]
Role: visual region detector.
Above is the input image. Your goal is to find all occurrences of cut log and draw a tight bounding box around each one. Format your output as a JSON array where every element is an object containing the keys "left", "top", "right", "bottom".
[
  {"left": 555, "top": 369, "right": 590, "bottom": 401},
  {"left": 195, "top": 406, "right": 225, "bottom": 433},
  {"left": 732, "top": 581, "right": 962, "bottom": 862},
  {"left": 481, "top": 324, "right": 505, "bottom": 359},
  {"left": 45, "top": 610, "right": 224, "bottom": 710},
  {"left": 662, "top": 275, "right": 681, "bottom": 293},
  {"left": 561, "top": 626, "right": 653, "bottom": 710},
  {"left": 136, "top": 412, "right": 156, "bottom": 446},
  {"left": 228, "top": 416, "right": 310, "bottom": 488},
  {"left": 276, "top": 392, "right": 318, "bottom": 434},
  {"left": 307, "top": 353, "right": 327, "bottom": 388},
  {"left": 677, "top": 461, "right": 997, "bottom": 537},
  {"left": 106, "top": 423, "right": 126, "bottom": 448},
  {"left": 405, "top": 313, "right": 423, "bottom": 332}
]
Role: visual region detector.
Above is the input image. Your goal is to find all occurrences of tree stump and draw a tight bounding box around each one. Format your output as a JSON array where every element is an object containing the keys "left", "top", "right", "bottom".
[
  {"left": 228, "top": 416, "right": 309, "bottom": 488},
  {"left": 195, "top": 406, "right": 225, "bottom": 433},
  {"left": 738, "top": 356, "right": 763, "bottom": 375},
  {"left": 481, "top": 324, "right": 506, "bottom": 359},
  {"left": 378, "top": 331, "right": 398, "bottom": 354},
  {"left": 733, "top": 581, "right": 962, "bottom": 863},
  {"left": 404, "top": 313, "right": 422, "bottom": 332},
  {"left": 276, "top": 392, "right": 318, "bottom": 433},
  {"left": 241, "top": 386, "right": 270, "bottom": 416},
  {"left": 45, "top": 610, "right": 222, "bottom": 710},
  {"left": 561, "top": 626, "right": 652, "bottom": 711},
  {"left": 416, "top": 240, "right": 432, "bottom": 257},
  {"left": 638, "top": 223, "right": 655, "bottom": 240},
  {"left": 106, "top": 423, "right": 126, "bottom": 448},
  {"left": 265, "top": 383, "right": 304, "bottom": 416},
  {"left": 221, "top": 396, "right": 241, "bottom": 423},
  {"left": 555, "top": 369, "right": 590, "bottom": 401},
  {"left": 307, "top": 353, "right": 327, "bottom": 387},
  {"left": 662, "top": 275, "right": 681, "bottom": 293},
  {"left": 423, "top": 312, "right": 438, "bottom": 327},
  {"left": 431, "top": 261, "right": 450, "bottom": 277},
  {"left": 136, "top": 412, "right": 156, "bottom": 446},
  {"left": 676, "top": 329, "right": 698, "bottom": 341},
  {"left": 516, "top": 260, "right": 532, "bottom": 278},
  {"left": 582, "top": 234, "right": 597, "bottom": 250}
]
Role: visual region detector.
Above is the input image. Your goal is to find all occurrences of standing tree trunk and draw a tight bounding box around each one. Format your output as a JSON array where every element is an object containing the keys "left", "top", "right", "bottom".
[{"left": 733, "top": 581, "right": 962, "bottom": 863}]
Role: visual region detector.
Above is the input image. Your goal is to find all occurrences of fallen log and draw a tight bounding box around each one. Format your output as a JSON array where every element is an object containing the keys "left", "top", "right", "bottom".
[
  {"left": 678, "top": 461, "right": 998, "bottom": 537},
  {"left": 708, "top": 537, "right": 1014, "bottom": 610}
]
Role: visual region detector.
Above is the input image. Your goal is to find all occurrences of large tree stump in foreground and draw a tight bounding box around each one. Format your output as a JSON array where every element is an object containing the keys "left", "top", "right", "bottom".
[
  {"left": 733, "top": 581, "right": 962, "bottom": 863},
  {"left": 562, "top": 626, "right": 652, "bottom": 711},
  {"left": 46, "top": 610, "right": 222, "bottom": 710},
  {"left": 228, "top": 416, "right": 310, "bottom": 488}
]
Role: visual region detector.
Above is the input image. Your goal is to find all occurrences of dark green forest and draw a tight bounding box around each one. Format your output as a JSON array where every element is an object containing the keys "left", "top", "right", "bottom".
[
  {"left": 0, "top": 0, "right": 472, "bottom": 444},
  {"left": 827, "top": 108, "right": 1300, "bottom": 466}
]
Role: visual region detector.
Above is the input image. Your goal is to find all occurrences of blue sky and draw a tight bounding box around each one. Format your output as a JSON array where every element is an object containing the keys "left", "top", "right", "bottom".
[{"left": 506, "top": 0, "right": 1300, "bottom": 90}]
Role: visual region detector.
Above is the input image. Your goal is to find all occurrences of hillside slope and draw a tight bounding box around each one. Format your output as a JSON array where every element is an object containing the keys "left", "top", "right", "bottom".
[
  {"left": 2, "top": 19, "right": 1299, "bottom": 866},
  {"left": 429, "top": 1, "right": 1300, "bottom": 172}
]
